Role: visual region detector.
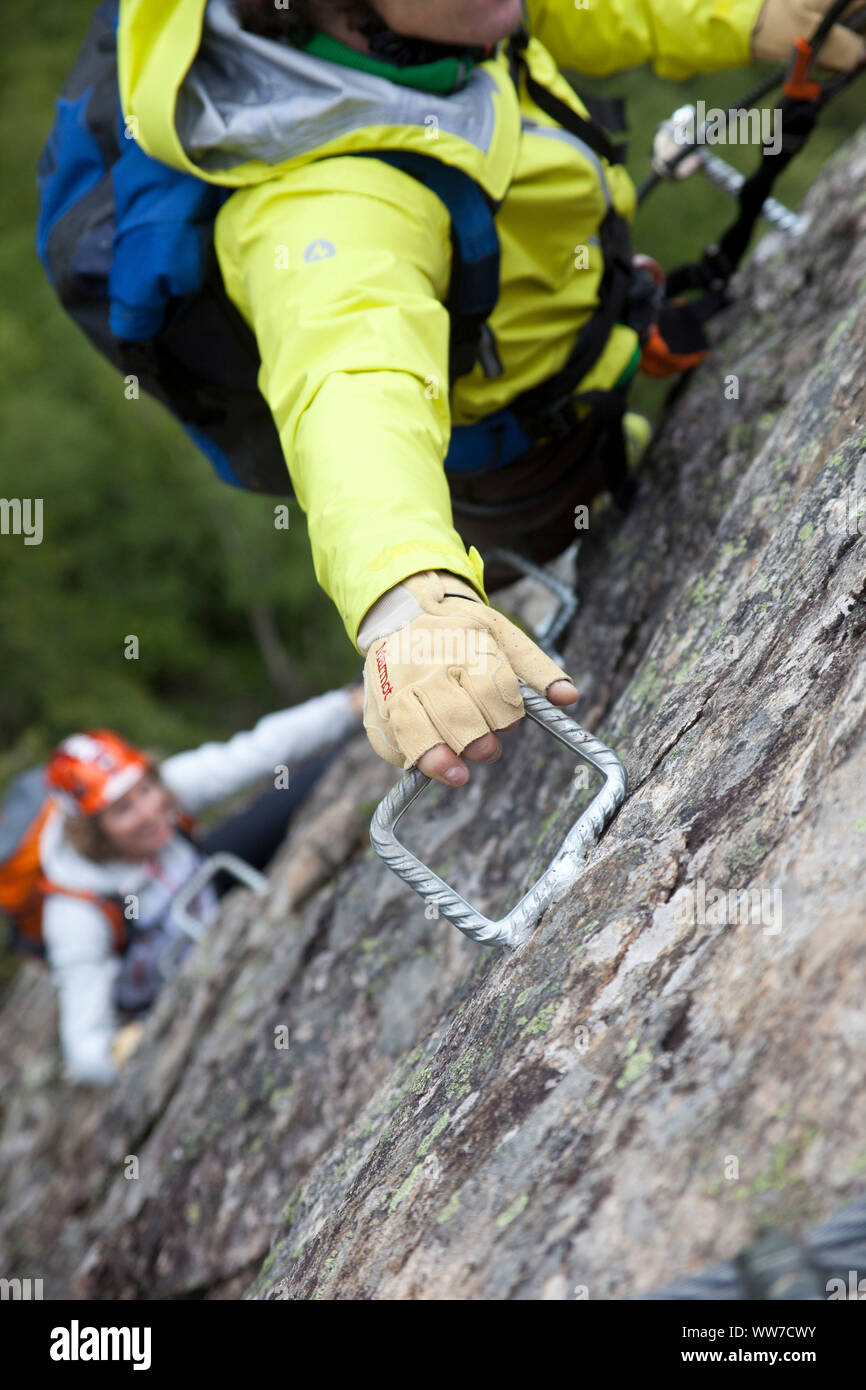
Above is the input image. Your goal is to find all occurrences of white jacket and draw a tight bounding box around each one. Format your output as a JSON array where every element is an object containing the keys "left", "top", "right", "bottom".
[{"left": 40, "top": 689, "right": 360, "bottom": 1085}]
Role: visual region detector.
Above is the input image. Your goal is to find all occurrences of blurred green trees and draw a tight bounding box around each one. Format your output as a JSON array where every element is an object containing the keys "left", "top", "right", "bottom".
[{"left": 0, "top": 0, "right": 360, "bottom": 784}]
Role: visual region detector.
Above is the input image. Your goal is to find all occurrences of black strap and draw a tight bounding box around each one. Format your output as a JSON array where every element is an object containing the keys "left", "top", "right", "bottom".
[
  {"left": 717, "top": 100, "right": 819, "bottom": 274},
  {"left": 580, "top": 94, "right": 628, "bottom": 135},
  {"left": 658, "top": 10, "right": 866, "bottom": 317},
  {"left": 734, "top": 1228, "right": 827, "bottom": 1301},
  {"left": 572, "top": 387, "right": 633, "bottom": 507},
  {"left": 663, "top": 95, "right": 822, "bottom": 317},
  {"left": 355, "top": 149, "right": 502, "bottom": 386},
  {"left": 509, "top": 32, "right": 627, "bottom": 166},
  {"left": 511, "top": 209, "right": 635, "bottom": 442}
]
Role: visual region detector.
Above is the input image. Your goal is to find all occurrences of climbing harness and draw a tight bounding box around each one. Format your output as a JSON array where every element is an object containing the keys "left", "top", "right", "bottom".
[
  {"left": 369, "top": 680, "right": 627, "bottom": 949},
  {"left": 157, "top": 852, "right": 268, "bottom": 978},
  {"left": 638, "top": 1, "right": 866, "bottom": 336},
  {"left": 650, "top": 108, "right": 804, "bottom": 239}
]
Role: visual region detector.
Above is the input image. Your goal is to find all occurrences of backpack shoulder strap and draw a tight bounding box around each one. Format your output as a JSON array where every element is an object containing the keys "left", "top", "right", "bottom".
[
  {"left": 507, "top": 31, "right": 627, "bottom": 167},
  {"left": 40, "top": 879, "right": 127, "bottom": 951},
  {"left": 355, "top": 149, "right": 502, "bottom": 383}
]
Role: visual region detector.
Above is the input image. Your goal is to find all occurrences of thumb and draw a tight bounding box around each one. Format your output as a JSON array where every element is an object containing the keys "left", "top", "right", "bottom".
[
  {"left": 547, "top": 677, "right": 580, "bottom": 703},
  {"left": 815, "top": 22, "right": 866, "bottom": 71}
]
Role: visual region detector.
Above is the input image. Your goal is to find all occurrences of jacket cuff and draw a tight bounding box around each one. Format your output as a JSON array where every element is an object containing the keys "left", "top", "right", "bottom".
[{"left": 351, "top": 546, "right": 488, "bottom": 652}]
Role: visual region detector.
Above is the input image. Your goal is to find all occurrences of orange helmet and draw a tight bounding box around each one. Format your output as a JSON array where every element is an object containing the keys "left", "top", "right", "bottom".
[{"left": 45, "top": 731, "right": 151, "bottom": 817}]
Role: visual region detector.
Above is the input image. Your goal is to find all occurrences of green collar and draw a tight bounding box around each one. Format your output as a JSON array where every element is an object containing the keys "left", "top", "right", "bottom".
[{"left": 301, "top": 30, "right": 475, "bottom": 94}]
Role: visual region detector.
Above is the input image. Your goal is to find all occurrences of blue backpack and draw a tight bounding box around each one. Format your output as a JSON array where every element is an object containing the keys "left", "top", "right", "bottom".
[{"left": 36, "top": 2, "right": 633, "bottom": 493}]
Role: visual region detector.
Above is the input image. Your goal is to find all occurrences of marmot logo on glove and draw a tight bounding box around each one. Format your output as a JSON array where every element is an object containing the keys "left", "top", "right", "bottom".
[{"left": 375, "top": 642, "right": 393, "bottom": 699}]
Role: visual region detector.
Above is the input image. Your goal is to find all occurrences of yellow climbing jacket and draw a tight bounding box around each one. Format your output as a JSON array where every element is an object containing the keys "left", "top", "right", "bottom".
[{"left": 118, "top": 0, "right": 763, "bottom": 649}]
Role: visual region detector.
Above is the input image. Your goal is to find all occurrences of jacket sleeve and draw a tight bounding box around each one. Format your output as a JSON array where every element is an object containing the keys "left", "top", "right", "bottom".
[
  {"left": 160, "top": 688, "right": 359, "bottom": 815},
  {"left": 527, "top": 0, "right": 765, "bottom": 78},
  {"left": 214, "top": 154, "right": 488, "bottom": 651},
  {"left": 41, "top": 897, "right": 120, "bottom": 1086}
]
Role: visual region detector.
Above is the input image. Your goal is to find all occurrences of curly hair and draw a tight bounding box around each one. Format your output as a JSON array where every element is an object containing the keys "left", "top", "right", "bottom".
[
  {"left": 232, "top": 0, "right": 376, "bottom": 43},
  {"left": 63, "top": 767, "right": 185, "bottom": 863}
]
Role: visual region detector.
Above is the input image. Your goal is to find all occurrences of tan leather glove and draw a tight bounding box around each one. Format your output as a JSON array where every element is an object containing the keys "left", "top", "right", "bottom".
[
  {"left": 110, "top": 1021, "right": 145, "bottom": 1069},
  {"left": 753, "top": 0, "right": 866, "bottom": 71},
  {"left": 360, "top": 569, "right": 573, "bottom": 770}
]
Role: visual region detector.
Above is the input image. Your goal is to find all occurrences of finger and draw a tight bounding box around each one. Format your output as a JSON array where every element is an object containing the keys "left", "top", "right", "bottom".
[
  {"left": 547, "top": 678, "right": 580, "bottom": 704},
  {"left": 415, "top": 731, "right": 503, "bottom": 787},
  {"left": 391, "top": 682, "right": 490, "bottom": 769},
  {"left": 462, "top": 732, "right": 503, "bottom": 762},
  {"left": 816, "top": 23, "right": 866, "bottom": 70},
  {"left": 417, "top": 742, "right": 470, "bottom": 786}
]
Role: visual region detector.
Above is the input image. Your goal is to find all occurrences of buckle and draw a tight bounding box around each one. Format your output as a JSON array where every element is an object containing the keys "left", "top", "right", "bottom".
[
  {"left": 539, "top": 393, "right": 579, "bottom": 441},
  {"left": 783, "top": 37, "right": 822, "bottom": 103}
]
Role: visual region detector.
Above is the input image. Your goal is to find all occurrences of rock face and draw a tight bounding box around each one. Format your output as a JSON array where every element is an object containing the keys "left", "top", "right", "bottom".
[{"left": 2, "top": 131, "right": 865, "bottom": 1302}]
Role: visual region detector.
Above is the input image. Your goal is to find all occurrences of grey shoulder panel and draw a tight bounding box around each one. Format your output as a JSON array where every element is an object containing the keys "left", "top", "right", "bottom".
[
  {"left": 0, "top": 766, "right": 48, "bottom": 861},
  {"left": 175, "top": 0, "right": 499, "bottom": 173}
]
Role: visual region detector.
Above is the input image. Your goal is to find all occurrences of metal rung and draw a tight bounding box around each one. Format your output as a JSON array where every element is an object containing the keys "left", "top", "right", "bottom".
[
  {"left": 156, "top": 853, "right": 270, "bottom": 981},
  {"left": 369, "top": 680, "right": 627, "bottom": 949},
  {"left": 487, "top": 544, "right": 579, "bottom": 665},
  {"left": 170, "top": 852, "right": 269, "bottom": 941}
]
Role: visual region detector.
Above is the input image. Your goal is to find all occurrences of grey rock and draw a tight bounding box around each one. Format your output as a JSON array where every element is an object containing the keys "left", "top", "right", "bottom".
[{"left": 1, "top": 130, "right": 865, "bottom": 1301}]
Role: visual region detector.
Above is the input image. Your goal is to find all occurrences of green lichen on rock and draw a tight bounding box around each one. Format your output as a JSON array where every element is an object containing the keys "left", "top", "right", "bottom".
[
  {"left": 417, "top": 1111, "right": 450, "bottom": 1158},
  {"left": 690, "top": 576, "right": 711, "bottom": 608},
  {"left": 437, "top": 1191, "right": 461, "bottom": 1225},
  {"left": 533, "top": 806, "right": 562, "bottom": 847},
  {"left": 725, "top": 837, "right": 769, "bottom": 877},
  {"left": 495, "top": 1193, "right": 529, "bottom": 1230},
  {"left": 629, "top": 658, "right": 664, "bottom": 710},
  {"left": 445, "top": 1055, "right": 474, "bottom": 1100},
  {"left": 729, "top": 1127, "right": 821, "bottom": 1203},
  {"left": 269, "top": 1086, "right": 295, "bottom": 1115},
  {"left": 409, "top": 1063, "right": 433, "bottom": 1096},
  {"left": 617, "top": 1048, "right": 653, "bottom": 1089},
  {"left": 280, "top": 1189, "right": 300, "bottom": 1228},
  {"left": 519, "top": 1003, "right": 557, "bottom": 1037},
  {"left": 312, "top": 1250, "right": 340, "bottom": 1300},
  {"left": 389, "top": 1161, "right": 426, "bottom": 1214}
]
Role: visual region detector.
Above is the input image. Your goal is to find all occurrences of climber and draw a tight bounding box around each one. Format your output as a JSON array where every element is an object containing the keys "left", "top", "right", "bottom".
[
  {"left": 80, "top": 2, "right": 866, "bottom": 790},
  {"left": 0, "top": 685, "right": 364, "bottom": 1085}
]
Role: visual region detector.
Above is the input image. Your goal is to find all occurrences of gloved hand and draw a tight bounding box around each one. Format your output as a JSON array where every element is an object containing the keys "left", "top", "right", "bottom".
[
  {"left": 752, "top": 0, "right": 866, "bottom": 71},
  {"left": 359, "top": 569, "right": 579, "bottom": 786},
  {"left": 640, "top": 301, "right": 711, "bottom": 378},
  {"left": 110, "top": 1020, "right": 145, "bottom": 1068}
]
